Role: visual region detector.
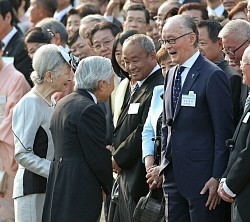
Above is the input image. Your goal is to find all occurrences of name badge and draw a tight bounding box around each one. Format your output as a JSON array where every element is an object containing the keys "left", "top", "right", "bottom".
[
  {"left": 181, "top": 91, "right": 196, "bottom": 107},
  {"left": 128, "top": 103, "right": 140, "bottom": 114},
  {"left": 2, "top": 57, "right": 14, "bottom": 64},
  {"left": 242, "top": 112, "right": 250, "bottom": 123},
  {"left": 0, "top": 95, "right": 6, "bottom": 104}
]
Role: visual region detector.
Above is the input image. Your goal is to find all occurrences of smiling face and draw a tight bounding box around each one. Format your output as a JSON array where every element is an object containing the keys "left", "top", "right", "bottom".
[
  {"left": 198, "top": 26, "right": 222, "bottom": 63},
  {"left": 122, "top": 41, "right": 156, "bottom": 81},
  {"left": 92, "top": 29, "right": 115, "bottom": 59},
  {"left": 52, "top": 63, "right": 72, "bottom": 92},
  {"left": 161, "top": 18, "right": 197, "bottom": 65},
  {"left": 222, "top": 34, "right": 249, "bottom": 68},
  {"left": 70, "top": 36, "right": 95, "bottom": 60},
  {"left": 66, "top": 14, "right": 81, "bottom": 38},
  {"left": 124, "top": 10, "right": 148, "bottom": 34}
]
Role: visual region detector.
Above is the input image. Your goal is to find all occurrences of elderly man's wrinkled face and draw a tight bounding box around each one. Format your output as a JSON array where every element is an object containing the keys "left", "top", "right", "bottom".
[
  {"left": 222, "top": 35, "right": 249, "bottom": 70},
  {"left": 161, "top": 18, "right": 197, "bottom": 65},
  {"left": 122, "top": 41, "right": 156, "bottom": 81}
]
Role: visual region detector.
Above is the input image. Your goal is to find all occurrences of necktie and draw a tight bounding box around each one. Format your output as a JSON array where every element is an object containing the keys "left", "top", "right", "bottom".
[
  {"left": 244, "top": 92, "right": 250, "bottom": 112},
  {"left": 172, "top": 66, "right": 185, "bottom": 113},
  {"left": 129, "top": 83, "right": 139, "bottom": 102}
]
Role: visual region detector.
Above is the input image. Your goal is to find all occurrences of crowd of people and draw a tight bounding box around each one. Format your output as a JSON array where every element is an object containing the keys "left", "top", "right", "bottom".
[{"left": 0, "top": 0, "right": 250, "bottom": 221}]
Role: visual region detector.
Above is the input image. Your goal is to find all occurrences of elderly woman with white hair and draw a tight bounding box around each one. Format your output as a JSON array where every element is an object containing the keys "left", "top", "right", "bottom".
[
  {"left": 12, "top": 44, "right": 73, "bottom": 222},
  {"left": 42, "top": 56, "right": 114, "bottom": 222}
]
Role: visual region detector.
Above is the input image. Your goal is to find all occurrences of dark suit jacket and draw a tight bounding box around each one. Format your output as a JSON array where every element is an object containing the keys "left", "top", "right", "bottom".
[
  {"left": 3, "top": 30, "right": 33, "bottom": 86},
  {"left": 42, "top": 89, "right": 113, "bottom": 222},
  {"left": 113, "top": 68, "right": 163, "bottom": 204},
  {"left": 223, "top": 105, "right": 250, "bottom": 222},
  {"left": 161, "top": 54, "right": 234, "bottom": 198},
  {"left": 216, "top": 58, "right": 242, "bottom": 126}
]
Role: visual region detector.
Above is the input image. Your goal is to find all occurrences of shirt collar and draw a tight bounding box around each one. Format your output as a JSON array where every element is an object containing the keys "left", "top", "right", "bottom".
[
  {"left": 181, "top": 50, "right": 200, "bottom": 69},
  {"left": 54, "top": 5, "right": 73, "bottom": 21},
  {"left": 87, "top": 91, "right": 97, "bottom": 104},
  {"left": 207, "top": 4, "right": 225, "bottom": 17},
  {"left": 137, "top": 64, "right": 161, "bottom": 87},
  {"left": 2, "top": 27, "right": 17, "bottom": 51}
]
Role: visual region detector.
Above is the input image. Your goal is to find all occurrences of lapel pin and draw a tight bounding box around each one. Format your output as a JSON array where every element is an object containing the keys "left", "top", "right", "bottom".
[{"left": 192, "top": 74, "right": 195, "bottom": 78}]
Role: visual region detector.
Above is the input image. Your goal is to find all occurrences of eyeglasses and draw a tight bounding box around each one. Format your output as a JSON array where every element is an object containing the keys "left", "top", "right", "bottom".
[
  {"left": 92, "top": 39, "right": 114, "bottom": 51},
  {"left": 222, "top": 39, "right": 249, "bottom": 57},
  {"left": 159, "top": 32, "right": 193, "bottom": 45}
]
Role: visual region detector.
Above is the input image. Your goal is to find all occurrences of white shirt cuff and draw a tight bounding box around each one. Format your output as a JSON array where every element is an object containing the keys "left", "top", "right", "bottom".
[{"left": 223, "top": 181, "right": 236, "bottom": 197}]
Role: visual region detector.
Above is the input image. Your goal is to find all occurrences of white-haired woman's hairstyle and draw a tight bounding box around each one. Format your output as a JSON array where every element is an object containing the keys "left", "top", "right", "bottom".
[
  {"left": 31, "top": 44, "right": 68, "bottom": 84},
  {"left": 75, "top": 56, "right": 113, "bottom": 92}
]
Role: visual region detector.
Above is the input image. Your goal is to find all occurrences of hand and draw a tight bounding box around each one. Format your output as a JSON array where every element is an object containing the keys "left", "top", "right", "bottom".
[
  {"left": 105, "top": 0, "right": 120, "bottom": 15},
  {"left": 200, "top": 177, "right": 221, "bottom": 210},
  {"left": 112, "top": 156, "right": 121, "bottom": 174},
  {"left": 146, "top": 166, "right": 162, "bottom": 189},
  {"left": 217, "top": 181, "right": 234, "bottom": 203}
]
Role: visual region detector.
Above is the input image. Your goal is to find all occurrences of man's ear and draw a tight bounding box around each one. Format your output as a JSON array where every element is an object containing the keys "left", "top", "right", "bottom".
[
  {"left": 51, "top": 33, "right": 62, "bottom": 45},
  {"left": 5, "top": 12, "right": 12, "bottom": 25}
]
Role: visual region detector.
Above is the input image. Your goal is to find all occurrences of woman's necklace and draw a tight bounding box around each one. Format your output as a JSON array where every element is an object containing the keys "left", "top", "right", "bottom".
[{"left": 33, "top": 89, "right": 53, "bottom": 107}]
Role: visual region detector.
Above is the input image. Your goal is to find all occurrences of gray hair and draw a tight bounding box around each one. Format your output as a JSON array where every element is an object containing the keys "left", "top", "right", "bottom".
[
  {"left": 36, "top": 18, "right": 68, "bottom": 46},
  {"left": 80, "top": 14, "right": 107, "bottom": 25},
  {"left": 123, "top": 34, "right": 156, "bottom": 54},
  {"left": 219, "top": 19, "right": 250, "bottom": 42},
  {"left": 31, "top": 44, "right": 68, "bottom": 84},
  {"left": 166, "top": 14, "right": 199, "bottom": 47},
  {"left": 75, "top": 56, "right": 113, "bottom": 92}
]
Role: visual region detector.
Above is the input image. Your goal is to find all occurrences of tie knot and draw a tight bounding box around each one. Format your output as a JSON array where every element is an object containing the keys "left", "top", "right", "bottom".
[
  {"left": 178, "top": 66, "right": 185, "bottom": 74},
  {"left": 132, "top": 83, "right": 139, "bottom": 94}
]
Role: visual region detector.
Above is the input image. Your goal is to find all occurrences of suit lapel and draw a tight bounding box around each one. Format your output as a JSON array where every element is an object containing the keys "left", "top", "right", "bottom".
[
  {"left": 115, "top": 69, "right": 162, "bottom": 128},
  {"left": 164, "top": 67, "right": 176, "bottom": 119},
  {"left": 232, "top": 104, "right": 250, "bottom": 141},
  {"left": 173, "top": 56, "right": 202, "bottom": 119}
]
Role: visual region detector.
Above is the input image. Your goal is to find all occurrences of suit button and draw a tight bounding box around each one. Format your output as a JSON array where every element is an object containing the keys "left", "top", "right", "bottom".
[
  {"left": 59, "top": 158, "right": 63, "bottom": 162},
  {"left": 114, "top": 133, "right": 116, "bottom": 137}
]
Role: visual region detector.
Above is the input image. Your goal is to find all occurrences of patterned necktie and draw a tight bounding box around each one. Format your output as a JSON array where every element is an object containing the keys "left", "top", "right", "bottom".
[
  {"left": 244, "top": 92, "right": 250, "bottom": 112},
  {"left": 172, "top": 66, "right": 185, "bottom": 113},
  {"left": 128, "top": 83, "right": 139, "bottom": 105}
]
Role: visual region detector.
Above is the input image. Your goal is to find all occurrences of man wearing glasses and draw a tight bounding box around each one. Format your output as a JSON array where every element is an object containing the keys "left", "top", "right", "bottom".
[
  {"left": 159, "top": 14, "right": 234, "bottom": 222},
  {"left": 219, "top": 19, "right": 250, "bottom": 126}
]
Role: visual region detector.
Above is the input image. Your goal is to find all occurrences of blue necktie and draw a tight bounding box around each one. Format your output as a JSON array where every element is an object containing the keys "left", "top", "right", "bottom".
[{"left": 172, "top": 66, "right": 185, "bottom": 113}]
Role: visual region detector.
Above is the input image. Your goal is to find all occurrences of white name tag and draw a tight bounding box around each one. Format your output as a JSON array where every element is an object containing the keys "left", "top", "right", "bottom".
[
  {"left": 128, "top": 103, "right": 140, "bottom": 114},
  {"left": 181, "top": 91, "right": 196, "bottom": 107},
  {"left": 2, "top": 57, "right": 14, "bottom": 64},
  {"left": 242, "top": 112, "right": 250, "bottom": 123},
  {"left": 0, "top": 95, "right": 6, "bottom": 104}
]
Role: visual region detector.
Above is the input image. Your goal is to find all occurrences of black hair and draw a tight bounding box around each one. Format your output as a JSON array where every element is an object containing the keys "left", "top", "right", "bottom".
[
  {"left": 111, "top": 30, "right": 138, "bottom": 79},
  {"left": 197, "top": 20, "right": 222, "bottom": 43}
]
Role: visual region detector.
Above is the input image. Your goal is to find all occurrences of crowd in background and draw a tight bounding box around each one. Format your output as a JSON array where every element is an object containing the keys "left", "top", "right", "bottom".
[{"left": 1, "top": 0, "right": 250, "bottom": 221}]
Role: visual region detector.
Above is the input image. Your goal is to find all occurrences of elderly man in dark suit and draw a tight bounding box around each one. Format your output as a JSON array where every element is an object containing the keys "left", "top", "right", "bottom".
[
  {"left": 111, "top": 34, "right": 164, "bottom": 221},
  {"left": 218, "top": 45, "right": 250, "bottom": 222},
  {"left": 159, "top": 14, "right": 234, "bottom": 222},
  {"left": 42, "top": 56, "right": 114, "bottom": 222}
]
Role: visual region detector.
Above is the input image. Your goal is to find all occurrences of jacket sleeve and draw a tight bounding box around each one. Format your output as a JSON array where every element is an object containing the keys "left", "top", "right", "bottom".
[{"left": 78, "top": 104, "right": 113, "bottom": 195}]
